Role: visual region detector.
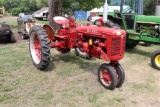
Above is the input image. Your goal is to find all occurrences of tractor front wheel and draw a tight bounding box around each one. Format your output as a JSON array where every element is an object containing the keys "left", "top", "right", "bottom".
[
  {"left": 151, "top": 50, "right": 160, "bottom": 70},
  {"left": 114, "top": 63, "right": 125, "bottom": 88},
  {"left": 98, "top": 63, "right": 117, "bottom": 90},
  {"left": 29, "top": 25, "right": 50, "bottom": 70}
]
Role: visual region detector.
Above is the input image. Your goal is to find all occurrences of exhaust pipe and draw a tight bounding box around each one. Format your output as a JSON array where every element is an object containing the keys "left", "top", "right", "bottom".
[{"left": 103, "top": 0, "right": 108, "bottom": 23}]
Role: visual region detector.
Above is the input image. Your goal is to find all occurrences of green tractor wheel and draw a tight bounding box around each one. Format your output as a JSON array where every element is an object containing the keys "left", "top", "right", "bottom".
[
  {"left": 125, "top": 42, "right": 139, "bottom": 49},
  {"left": 151, "top": 50, "right": 160, "bottom": 70}
]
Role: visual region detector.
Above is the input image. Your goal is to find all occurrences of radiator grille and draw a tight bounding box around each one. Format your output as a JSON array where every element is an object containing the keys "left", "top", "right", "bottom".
[{"left": 111, "top": 37, "right": 125, "bottom": 56}]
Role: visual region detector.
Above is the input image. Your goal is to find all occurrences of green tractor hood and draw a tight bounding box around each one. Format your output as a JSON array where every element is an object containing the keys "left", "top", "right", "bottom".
[{"left": 136, "top": 15, "right": 160, "bottom": 24}]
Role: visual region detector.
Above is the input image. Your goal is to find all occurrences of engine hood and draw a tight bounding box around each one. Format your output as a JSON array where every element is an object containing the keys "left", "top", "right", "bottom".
[
  {"left": 76, "top": 25, "right": 126, "bottom": 37},
  {"left": 136, "top": 15, "right": 160, "bottom": 24}
]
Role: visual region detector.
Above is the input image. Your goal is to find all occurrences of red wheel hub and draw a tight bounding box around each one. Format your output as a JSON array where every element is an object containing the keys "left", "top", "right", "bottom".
[
  {"left": 34, "top": 35, "right": 41, "bottom": 61},
  {"left": 79, "top": 47, "right": 85, "bottom": 52},
  {"left": 101, "top": 69, "right": 111, "bottom": 84}
]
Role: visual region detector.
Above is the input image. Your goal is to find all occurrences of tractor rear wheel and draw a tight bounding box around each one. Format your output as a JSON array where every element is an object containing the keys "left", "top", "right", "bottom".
[
  {"left": 114, "top": 63, "right": 125, "bottom": 88},
  {"left": 98, "top": 63, "right": 117, "bottom": 90},
  {"left": 29, "top": 25, "right": 50, "bottom": 70},
  {"left": 151, "top": 50, "right": 160, "bottom": 70},
  {"left": 75, "top": 48, "right": 91, "bottom": 59}
]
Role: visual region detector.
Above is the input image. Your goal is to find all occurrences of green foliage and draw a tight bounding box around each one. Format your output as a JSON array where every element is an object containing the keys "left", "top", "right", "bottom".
[
  {"left": 0, "top": 0, "right": 158, "bottom": 16},
  {"left": 0, "top": 0, "right": 5, "bottom": 6},
  {"left": 62, "top": 0, "right": 105, "bottom": 14},
  {"left": 36, "top": 0, "right": 48, "bottom": 8},
  {"left": 11, "top": 7, "right": 21, "bottom": 16},
  {"left": 1, "top": 0, "right": 38, "bottom": 14},
  {"left": 144, "top": 0, "right": 156, "bottom": 15},
  {"left": 11, "top": 7, "right": 31, "bottom": 16}
]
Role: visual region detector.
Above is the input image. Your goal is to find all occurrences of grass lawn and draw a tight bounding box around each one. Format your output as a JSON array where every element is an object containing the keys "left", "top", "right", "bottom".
[{"left": 0, "top": 17, "right": 160, "bottom": 107}]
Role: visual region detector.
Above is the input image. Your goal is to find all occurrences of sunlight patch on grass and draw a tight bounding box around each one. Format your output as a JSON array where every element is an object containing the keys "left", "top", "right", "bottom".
[
  {"left": 38, "top": 92, "right": 54, "bottom": 101},
  {"left": 0, "top": 94, "right": 19, "bottom": 104},
  {"left": 88, "top": 94, "right": 98, "bottom": 102}
]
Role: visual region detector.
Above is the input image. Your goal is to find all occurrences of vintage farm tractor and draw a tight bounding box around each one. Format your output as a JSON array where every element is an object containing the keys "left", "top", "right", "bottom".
[
  {"left": 82, "top": 0, "right": 160, "bottom": 70},
  {"left": 29, "top": 16, "right": 126, "bottom": 90},
  {"left": 17, "top": 14, "right": 37, "bottom": 39}
]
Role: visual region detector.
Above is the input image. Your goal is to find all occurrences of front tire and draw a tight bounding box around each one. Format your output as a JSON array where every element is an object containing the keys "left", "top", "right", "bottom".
[
  {"left": 114, "top": 63, "right": 125, "bottom": 88},
  {"left": 98, "top": 63, "right": 117, "bottom": 90},
  {"left": 29, "top": 25, "right": 50, "bottom": 70},
  {"left": 151, "top": 50, "right": 160, "bottom": 70}
]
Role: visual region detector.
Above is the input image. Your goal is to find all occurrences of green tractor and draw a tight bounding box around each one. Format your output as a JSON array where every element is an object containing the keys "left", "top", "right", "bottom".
[{"left": 97, "top": 0, "right": 160, "bottom": 70}]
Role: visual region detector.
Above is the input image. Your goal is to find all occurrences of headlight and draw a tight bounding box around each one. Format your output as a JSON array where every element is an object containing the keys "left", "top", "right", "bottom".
[{"left": 116, "top": 31, "right": 121, "bottom": 35}]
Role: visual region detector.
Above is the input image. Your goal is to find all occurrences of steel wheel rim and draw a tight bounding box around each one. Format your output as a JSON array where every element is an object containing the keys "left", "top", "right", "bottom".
[
  {"left": 155, "top": 55, "right": 160, "bottom": 67},
  {"left": 30, "top": 33, "right": 41, "bottom": 64},
  {"left": 76, "top": 48, "right": 87, "bottom": 55},
  {"left": 100, "top": 69, "right": 111, "bottom": 86}
]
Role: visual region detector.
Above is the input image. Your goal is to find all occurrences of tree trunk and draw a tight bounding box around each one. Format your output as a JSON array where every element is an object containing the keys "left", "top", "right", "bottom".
[
  {"left": 55, "top": 0, "right": 62, "bottom": 16},
  {"left": 48, "top": 0, "right": 62, "bottom": 30},
  {"left": 48, "top": 0, "right": 54, "bottom": 28}
]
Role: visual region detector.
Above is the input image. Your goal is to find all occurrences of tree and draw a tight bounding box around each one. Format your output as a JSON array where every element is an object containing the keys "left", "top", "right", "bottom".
[
  {"left": 36, "top": 0, "right": 48, "bottom": 8},
  {"left": 48, "top": 0, "right": 54, "bottom": 28},
  {"left": 0, "top": 0, "right": 157, "bottom": 17},
  {"left": 48, "top": 0, "right": 62, "bottom": 30},
  {"left": 143, "top": 0, "right": 156, "bottom": 15}
]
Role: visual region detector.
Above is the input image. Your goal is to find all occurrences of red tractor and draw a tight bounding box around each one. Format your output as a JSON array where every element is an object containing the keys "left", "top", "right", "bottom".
[{"left": 29, "top": 16, "right": 126, "bottom": 90}]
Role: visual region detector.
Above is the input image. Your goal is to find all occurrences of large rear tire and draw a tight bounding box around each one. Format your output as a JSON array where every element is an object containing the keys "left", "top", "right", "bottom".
[
  {"left": 98, "top": 63, "right": 117, "bottom": 90},
  {"left": 151, "top": 50, "right": 160, "bottom": 70},
  {"left": 29, "top": 25, "right": 50, "bottom": 70}
]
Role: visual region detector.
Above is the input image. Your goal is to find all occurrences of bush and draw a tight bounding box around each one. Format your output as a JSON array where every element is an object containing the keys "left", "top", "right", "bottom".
[
  {"left": 11, "top": 8, "right": 21, "bottom": 16},
  {"left": 20, "top": 7, "right": 30, "bottom": 14}
]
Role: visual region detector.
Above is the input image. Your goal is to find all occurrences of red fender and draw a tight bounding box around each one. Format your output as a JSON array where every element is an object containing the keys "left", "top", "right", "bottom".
[{"left": 43, "top": 24, "right": 55, "bottom": 41}]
